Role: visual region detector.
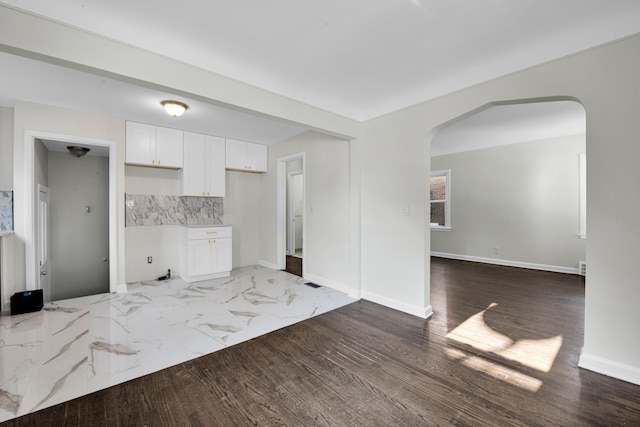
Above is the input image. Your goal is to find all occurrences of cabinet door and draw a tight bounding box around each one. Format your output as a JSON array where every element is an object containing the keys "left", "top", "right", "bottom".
[
  {"left": 206, "top": 135, "right": 226, "bottom": 197},
  {"left": 188, "top": 239, "right": 213, "bottom": 276},
  {"left": 247, "top": 143, "right": 267, "bottom": 172},
  {"left": 212, "top": 238, "right": 232, "bottom": 273},
  {"left": 156, "top": 127, "right": 184, "bottom": 168},
  {"left": 126, "top": 122, "right": 156, "bottom": 166},
  {"left": 183, "top": 132, "right": 207, "bottom": 196},
  {"left": 226, "top": 139, "right": 247, "bottom": 170}
]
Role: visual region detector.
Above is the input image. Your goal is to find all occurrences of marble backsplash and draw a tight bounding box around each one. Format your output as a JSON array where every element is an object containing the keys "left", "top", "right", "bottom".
[
  {"left": 125, "top": 194, "right": 223, "bottom": 226},
  {"left": 0, "top": 191, "right": 13, "bottom": 232}
]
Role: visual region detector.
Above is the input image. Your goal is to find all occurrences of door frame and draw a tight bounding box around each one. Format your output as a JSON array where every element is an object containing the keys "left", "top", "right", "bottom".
[
  {"left": 23, "top": 131, "right": 119, "bottom": 295},
  {"left": 276, "top": 152, "right": 305, "bottom": 271},
  {"left": 37, "top": 184, "right": 50, "bottom": 302}
]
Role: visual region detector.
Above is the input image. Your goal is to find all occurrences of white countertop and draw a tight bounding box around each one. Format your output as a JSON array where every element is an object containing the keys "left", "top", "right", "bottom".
[{"left": 0, "top": 231, "right": 13, "bottom": 237}]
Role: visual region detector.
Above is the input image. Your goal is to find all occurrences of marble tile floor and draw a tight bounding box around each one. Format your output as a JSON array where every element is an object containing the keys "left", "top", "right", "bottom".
[{"left": 0, "top": 266, "right": 357, "bottom": 423}]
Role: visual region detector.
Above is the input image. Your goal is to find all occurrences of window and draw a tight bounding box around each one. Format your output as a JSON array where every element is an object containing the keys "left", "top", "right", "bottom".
[{"left": 430, "top": 169, "right": 451, "bottom": 229}]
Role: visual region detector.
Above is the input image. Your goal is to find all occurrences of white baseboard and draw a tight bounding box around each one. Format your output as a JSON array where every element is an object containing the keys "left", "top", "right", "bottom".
[
  {"left": 362, "top": 290, "right": 433, "bottom": 319},
  {"left": 431, "top": 252, "right": 580, "bottom": 275},
  {"left": 258, "top": 259, "right": 280, "bottom": 270},
  {"left": 116, "top": 283, "right": 128, "bottom": 294},
  {"left": 304, "top": 272, "right": 358, "bottom": 298},
  {"left": 579, "top": 352, "right": 640, "bottom": 386}
]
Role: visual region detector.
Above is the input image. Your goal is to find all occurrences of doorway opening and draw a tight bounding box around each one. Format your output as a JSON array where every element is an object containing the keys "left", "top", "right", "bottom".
[
  {"left": 429, "top": 98, "right": 586, "bottom": 274},
  {"left": 288, "top": 170, "right": 304, "bottom": 258},
  {"left": 277, "top": 153, "right": 305, "bottom": 277},
  {"left": 22, "top": 131, "right": 117, "bottom": 303},
  {"left": 428, "top": 97, "right": 587, "bottom": 392}
]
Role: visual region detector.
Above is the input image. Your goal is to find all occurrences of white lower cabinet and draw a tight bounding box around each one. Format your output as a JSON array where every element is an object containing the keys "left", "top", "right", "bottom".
[{"left": 180, "top": 226, "right": 232, "bottom": 282}]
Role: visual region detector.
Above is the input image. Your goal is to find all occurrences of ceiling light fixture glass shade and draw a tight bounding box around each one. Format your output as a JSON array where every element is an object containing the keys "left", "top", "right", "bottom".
[
  {"left": 67, "top": 146, "right": 90, "bottom": 158},
  {"left": 161, "top": 100, "right": 188, "bottom": 117}
]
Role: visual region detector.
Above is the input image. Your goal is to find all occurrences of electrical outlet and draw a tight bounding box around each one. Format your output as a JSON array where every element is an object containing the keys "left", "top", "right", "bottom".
[
  {"left": 147, "top": 256, "right": 153, "bottom": 264},
  {"left": 493, "top": 247, "right": 500, "bottom": 255}
]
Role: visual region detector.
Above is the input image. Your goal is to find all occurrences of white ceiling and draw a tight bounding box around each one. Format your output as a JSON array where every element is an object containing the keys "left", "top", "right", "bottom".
[
  {"left": 0, "top": 1, "right": 637, "bottom": 146},
  {"left": 432, "top": 101, "right": 586, "bottom": 156},
  {"left": 0, "top": 51, "right": 307, "bottom": 145}
]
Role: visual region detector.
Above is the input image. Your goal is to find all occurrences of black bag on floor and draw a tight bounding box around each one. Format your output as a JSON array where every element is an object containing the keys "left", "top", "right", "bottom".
[{"left": 10, "top": 289, "right": 43, "bottom": 315}]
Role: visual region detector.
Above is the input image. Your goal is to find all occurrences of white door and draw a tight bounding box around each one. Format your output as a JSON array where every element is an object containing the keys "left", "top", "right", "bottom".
[{"left": 38, "top": 184, "right": 51, "bottom": 302}]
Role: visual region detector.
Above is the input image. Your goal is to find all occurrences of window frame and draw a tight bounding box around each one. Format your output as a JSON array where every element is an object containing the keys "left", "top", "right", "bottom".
[{"left": 430, "top": 169, "right": 451, "bottom": 230}]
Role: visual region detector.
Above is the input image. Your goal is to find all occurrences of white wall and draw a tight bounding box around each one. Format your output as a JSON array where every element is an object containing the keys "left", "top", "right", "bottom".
[
  {"left": 260, "top": 131, "right": 353, "bottom": 294},
  {"left": 124, "top": 166, "right": 181, "bottom": 282},
  {"left": 223, "top": 170, "right": 263, "bottom": 268},
  {"left": 431, "top": 134, "right": 586, "bottom": 272},
  {"left": 48, "top": 151, "right": 109, "bottom": 300},
  {"left": 0, "top": 107, "right": 13, "bottom": 312},
  {"left": 0, "top": 107, "right": 13, "bottom": 190}
]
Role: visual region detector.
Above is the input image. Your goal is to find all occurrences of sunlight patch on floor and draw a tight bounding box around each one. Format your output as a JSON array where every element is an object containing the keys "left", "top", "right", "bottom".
[
  {"left": 445, "top": 302, "right": 563, "bottom": 392},
  {"left": 445, "top": 347, "right": 543, "bottom": 392}
]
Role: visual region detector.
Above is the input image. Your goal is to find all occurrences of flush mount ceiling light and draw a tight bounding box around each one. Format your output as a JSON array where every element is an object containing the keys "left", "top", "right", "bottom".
[
  {"left": 161, "top": 100, "right": 188, "bottom": 117},
  {"left": 67, "top": 145, "right": 90, "bottom": 158}
]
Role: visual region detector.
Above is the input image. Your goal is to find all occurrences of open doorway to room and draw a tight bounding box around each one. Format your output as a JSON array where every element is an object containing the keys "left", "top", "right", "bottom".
[
  {"left": 288, "top": 170, "right": 304, "bottom": 258},
  {"left": 41, "top": 139, "right": 109, "bottom": 301},
  {"left": 25, "top": 133, "right": 116, "bottom": 303},
  {"left": 277, "top": 153, "right": 305, "bottom": 277},
  {"left": 428, "top": 98, "right": 586, "bottom": 393},
  {"left": 429, "top": 99, "right": 586, "bottom": 273}
]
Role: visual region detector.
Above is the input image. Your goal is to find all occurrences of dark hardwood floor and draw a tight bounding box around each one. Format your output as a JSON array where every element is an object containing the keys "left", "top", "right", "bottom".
[
  {"left": 285, "top": 255, "right": 303, "bottom": 277},
  {"left": 4, "top": 258, "right": 640, "bottom": 426}
]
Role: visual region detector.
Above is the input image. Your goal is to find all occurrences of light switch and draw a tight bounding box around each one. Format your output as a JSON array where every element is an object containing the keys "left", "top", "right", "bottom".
[
  {"left": 84, "top": 206, "right": 91, "bottom": 214},
  {"left": 404, "top": 205, "right": 411, "bottom": 216}
]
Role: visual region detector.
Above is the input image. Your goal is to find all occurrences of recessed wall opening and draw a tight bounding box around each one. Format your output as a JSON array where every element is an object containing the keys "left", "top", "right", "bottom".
[
  {"left": 277, "top": 152, "right": 305, "bottom": 277},
  {"left": 21, "top": 131, "right": 119, "bottom": 304},
  {"left": 429, "top": 99, "right": 586, "bottom": 273},
  {"left": 37, "top": 139, "right": 110, "bottom": 301},
  {"left": 428, "top": 97, "right": 586, "bottom": 393}
]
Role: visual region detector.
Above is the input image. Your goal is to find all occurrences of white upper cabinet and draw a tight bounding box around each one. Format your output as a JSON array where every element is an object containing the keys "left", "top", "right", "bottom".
[
  {"left": 156, "top": 127, "right": 184, "bottom": 168},
  {"left": 182, "top": 132, "right": 225, "bottom": 197},
  {"left": 225, "top": 139, "right": 267, "bottom": 173},
  {"left": 126, "top": 121, "right": 183, "bottom": 168}
]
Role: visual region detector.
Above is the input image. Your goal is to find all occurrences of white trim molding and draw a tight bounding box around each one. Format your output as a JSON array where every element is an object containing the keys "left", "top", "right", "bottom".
[
  {"left": 258, "top": 259, "right": 280, "bottom": 270},
  {"left": 579, "top": 352, "right": 640, "bottom": 386},
  {"left": 362, "top": 290, "right": 433, "bottom": 319},
  {"left": 431, "top": 252, "right": 580, "bottom": 275},
  {"left": 304, "top": 272, "right": 358, "bottom": 299}
]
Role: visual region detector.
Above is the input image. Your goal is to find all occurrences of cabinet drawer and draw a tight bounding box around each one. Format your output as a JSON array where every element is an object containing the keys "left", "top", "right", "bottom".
[{"left": 188, "top": 227, "right": 232, "bottom": 240}]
